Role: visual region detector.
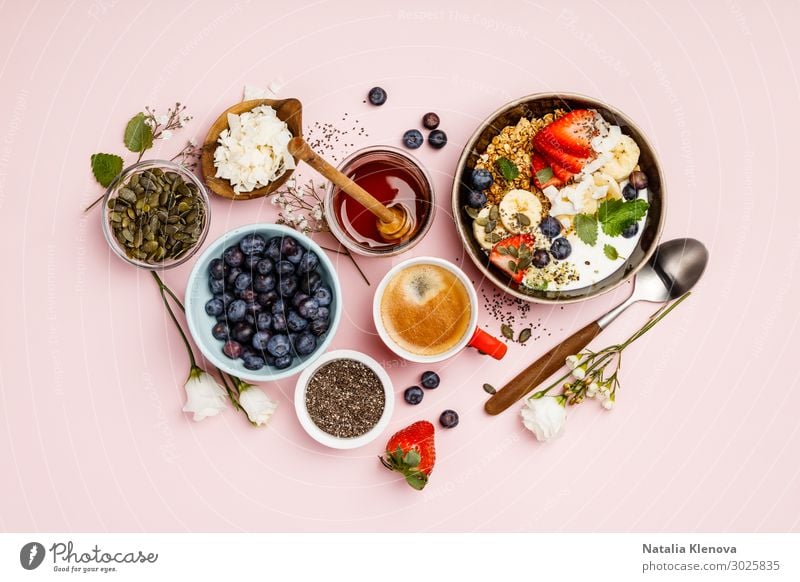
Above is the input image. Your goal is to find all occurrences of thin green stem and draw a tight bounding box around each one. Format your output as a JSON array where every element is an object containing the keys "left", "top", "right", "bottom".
[
  {"left": 151, "top": 270, "right": 197, "bottom": 368},
  {"left": 218, "top": 372, "right": 242, "bottom": 411},
  {"left": 84, "top": 194, "right": 105, "bottom": 213}
]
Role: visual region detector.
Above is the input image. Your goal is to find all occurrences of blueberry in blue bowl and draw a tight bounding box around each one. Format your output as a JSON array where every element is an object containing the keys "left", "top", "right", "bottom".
[{"left": 185, "top": 224, "right": 342, "bottom": 382}]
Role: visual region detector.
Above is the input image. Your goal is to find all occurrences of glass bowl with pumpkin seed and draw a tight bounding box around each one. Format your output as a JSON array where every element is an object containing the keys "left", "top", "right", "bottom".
[{"left": 102, "top": 160, "right": 210, "bottom": 269}]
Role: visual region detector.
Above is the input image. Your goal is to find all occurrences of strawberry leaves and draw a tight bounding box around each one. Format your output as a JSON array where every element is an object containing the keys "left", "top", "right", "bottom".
[{"left": 380, "top": 446, "right": 428, "bottom": 491}]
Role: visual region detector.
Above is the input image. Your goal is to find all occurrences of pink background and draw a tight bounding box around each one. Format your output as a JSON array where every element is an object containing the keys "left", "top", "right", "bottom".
[{"left": 1, "top": 0, "right": 799, "bottom": 532}]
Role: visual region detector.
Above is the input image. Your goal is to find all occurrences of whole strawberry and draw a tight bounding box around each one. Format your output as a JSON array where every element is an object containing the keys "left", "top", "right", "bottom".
[{"left": 379, "top": 421, "right": 436, "bottom": 490}]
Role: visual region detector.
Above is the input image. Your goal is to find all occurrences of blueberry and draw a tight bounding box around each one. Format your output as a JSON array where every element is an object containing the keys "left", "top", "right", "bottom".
[
  {"left": 279, "top": 274, "right": 298, "bottom": 297},
  {"left": 258, "top": 290, "right": 279, "bottom": 307},
  {"left": 422, "top": 112, "right": 440, "bottom": 130},
  {"left": 539, "top": 215, "right": 562, "bottom": 239},
  {"left": 622, "top": 183, "right": 638, "bottom": 201},
  {"left": 471, "top": 168, "right": 493, "bottom": 191},
  {"left": 239, "top": 233, "right": 266, "bottom": 255},
  {"left": 208, "top": 277, "right": 225, "bottom": 295},
  {"left": 300, "top": 271, "right": 322, "bottom": 294},
  {"left": 287, "top": 310, "right": 308, "bottom": 332},
  {"left": 402, "top": 129, "right": 424, "bottom": 149},
  {"left": 242, "top": 254, "right": 261, "bottom": 272},
  {"left": 280, "top": 237, "right": 303, "bottom": 263},
  {"left": 211, "top": 321, "right": 229, "bottom": 341},
  {"left": 297, "top": 297, "right": 320, "bottom": 319},
  {"left": 267, "top": 334, "right": 291, "bottom": 357},
  {"left": 265, "top": 355, "right": 277, "bottom": 366},
  {"left": 244, "top": 301, "right": 262, "bottom": 316},
  {"left": 225, "top": 267, "right": 243, "bottom": 288},
  {"left": 293, "top": 332, "right": 316, "bottom": 356},
  {"left": 223, "top": 245, "right": 244, "bottom": 267},
  {"left": 253, "top": 273, "right": 276, "bottom": 293},
  {"left": 404, "top": 386, "right": 424, "bottom": 405},
  {"left": 532, "top": 249, "right": 550, "bottom": 269},
  {"left": 367, "top": 86, "right": 387, "bottom": 106},
  {"left": 629, "top": 170, "right": 648, "bottom": 190},
  {"left": 271, "top": 299, "right": 287, "bottom": 315},
  {"left": 421, "top": 371, "right": 440, "bottom": 389},
  {"left": 271, "top": 312, "right": 288, "bottom": 332},
  {"left": 219, "top": 291, "right": 236, "bottom": 306},
  {"left": 256, "top": 312, "right": 272, "bottom": 331},
  {"left": 465, "top": 188, "right": 487, "bottom": 209},
  {"left": 313, "top": 285, "right": 332, "bottom": 306},
  {"left": 244, "top": 313, "right": 256, "bottom": 326},
  {"left": 292, "top": 292, "right": 310, "bottom": 308},
  {"left": 242, "top": 354, "right": 265, "bottom": 371},
  {"left": 231, "top": 322, "right": 255, "bottom": 344},
  {"left": 316, "top": 306, "right": 330, "bottom": 321},
  {"left": 256, "top": 258, "right": 273, "bottom": 275},
  {"left": 428, "top": 129, "right": 447, "bottom": 149},
  {"left": 252, "top": 331, "right": 272, "bottom": 351},
  {"left": 265, "top": 237, "right": 282, "bottom": 261},
  {"left": 234, "top": 272, "right": 252, "bottom": 291},
  {"left": 226, "top": 299, "right": 247, "bottom": 322},
  {"left": 205, "top": 298, "right": 224, "bottom": 317},
  {"left": 222, "top": 341, "right": 243, "bottom": 359},
  {"left": 273, "top": 354, "right": 293, "bottom": 369},
  {"left": 208, "top": 258, "right": 225, "bottom": 279},
  {"left": 239, "top": 288, "right": 257, "bottom": 304},
  {"left": 621, "top": 222, "right": 639, "bottom": 238},
  {"left": 297, "top": 251, "right": 319, "bottom": 274},
  {"left": 276, "top": 260, "right": 295, "bottom": 276},
  {"left": 309, "top": 317, "right": 329, "bottom": 336},
  {"left": 439, "top": 409, "right": 459, "bottom": 429},
  {"left": 550, "top": 237, "right": 572, "bottom": 260}
]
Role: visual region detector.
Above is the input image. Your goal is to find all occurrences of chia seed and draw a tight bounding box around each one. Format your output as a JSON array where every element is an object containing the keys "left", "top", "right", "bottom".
[{"left": 305, "top": 359, "right": 385, "bottom": 438}]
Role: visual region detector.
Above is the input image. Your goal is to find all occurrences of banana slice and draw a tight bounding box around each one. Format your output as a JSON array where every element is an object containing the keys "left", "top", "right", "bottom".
[
  {"left": 576, "top": 172, "right": 623, "bottom": 213},
  {"left": 473, "top": 206, "right": 508, "bottom": 250},
  {"left": 600, "top": 134, "right": 640, "bottom": 181},
  {"left": 498, "top": 189, "right": 542, "bottom": 234}
]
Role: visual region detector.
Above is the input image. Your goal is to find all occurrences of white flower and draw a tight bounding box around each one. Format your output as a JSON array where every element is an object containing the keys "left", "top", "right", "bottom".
[
  {"left": 161, "top": 129, "right": 173, "bottom": 141},
  {"left": 521, "top": 397, "right": 566, "bottom": 443},
  {"left": 189, "top": 138, "right": 198, "bottom": 148},
  {"left": 586, "top": 381, "right": 599, "bottom": 398},
  {"left": 182, "top": 367, "right": 227, "bottom": 421},
  {"left": 565, "top": 354, "right": 581, "bottom": 369},
  {"left": 312, "top": 204, "right": 324, "bottom": 221},
  {"left": 157, "top": 114, "right": 170, "bottom": 125},
  {"left": 238, "top": 385, "right": 278, "bottom": 427},
  {"left": 571, "top": 365, "right": 587, "bottom": 380},
  {"left": 144, "top": 117, "right": 156, "bottom": 129},
  {"left": 602, "top": 399, "right": 615, "bottom": 410}
]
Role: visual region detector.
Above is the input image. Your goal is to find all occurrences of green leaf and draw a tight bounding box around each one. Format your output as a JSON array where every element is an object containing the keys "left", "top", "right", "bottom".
[
  {"left": 535, "top": 167, "right": 554, "bottom": 184},
  {"left": 495, "top": 157, "right": 519, "bottom": 181},
  {"left": 404, "top": 472, "right": 427, "bottom": 491},
  {"left": 90, "top": 153, "right": 123, "bottom": 187},
  {"left": 598, "top": 198, "right": 649, "bottom": 237},
  {"left": 603, "top": 244, "right": 620, "bottom": 260},
  {"left": 123, "top": 112, "right": 153, "bottom": 153},
  {"left": 574, "top": 213, "right": 598, "bottom": 246}
]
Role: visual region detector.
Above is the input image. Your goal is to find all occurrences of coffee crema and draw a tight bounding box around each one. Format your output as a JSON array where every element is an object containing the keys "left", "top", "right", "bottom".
[{"left": 379, "top": 264, "right": 472, "bottom": 356}]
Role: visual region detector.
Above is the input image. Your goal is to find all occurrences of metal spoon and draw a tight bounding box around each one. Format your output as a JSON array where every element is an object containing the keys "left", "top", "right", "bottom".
[{"left": 484, "top": 238, "right": 709, "bottom": 415}]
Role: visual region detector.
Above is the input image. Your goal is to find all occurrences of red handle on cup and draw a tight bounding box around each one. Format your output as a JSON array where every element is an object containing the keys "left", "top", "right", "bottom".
[{"left": 468, "top": 328, "right": 507, "bottom": 360}]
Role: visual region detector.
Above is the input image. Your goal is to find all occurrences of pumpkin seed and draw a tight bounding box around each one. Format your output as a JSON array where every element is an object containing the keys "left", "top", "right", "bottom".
[
  {"left": 486, "top": 233, "right": 503, "bottom": 244},
  {"left": 518, "top": 328, "right": 532, "bottom": 343},
  {"left": 516, "top": 212, "right": 531, "bottom": 226},
  {"left": 501, "top": 324, "right": 514, "bottom": 340},
  {"left": 476, "top": 216, "right": 489, "bottom": 227},
  {"left": 489, "top": 205, "right": 499, "bottom": 220},
  {"left": 483, "top": 383, "right": 497, "bottom": 395},
  {"left": 464, "top": 206, "right": 480, "bottom": 219},
  {"left": 485, "top": 219, "right": 496, "bottom": 233}
]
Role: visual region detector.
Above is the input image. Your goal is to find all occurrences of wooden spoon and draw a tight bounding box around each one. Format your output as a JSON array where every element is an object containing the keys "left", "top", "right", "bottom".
[{"left": 287, "top": 137, "right": 414, "bottom": 242}]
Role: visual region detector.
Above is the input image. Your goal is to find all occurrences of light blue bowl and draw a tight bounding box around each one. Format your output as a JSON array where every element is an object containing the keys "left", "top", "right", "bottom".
[{"left": 185, "top": 223, "right": 342, "bottom": 382}]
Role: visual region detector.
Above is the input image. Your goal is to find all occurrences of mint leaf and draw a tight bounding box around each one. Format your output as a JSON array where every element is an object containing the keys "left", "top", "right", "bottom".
[
  {"left": 574, "top": 213, "right": 598, "bottom": 246},
  {"left": 598, "top": 198, "right": 649, "bottom": 237},
  {"left": 535, "top": 167, "right": 553, "bottom": 184},
  {"left": 90, "top": 153, "right": 123, "bottom": 187},
  {"left": 495, "top": 157, "right": 519, "bottom": 181},
  {"left": 123, "top": 113, "right": 153, "bottom": 153},
  {"left": 603, "top": 244, "right": 620, "bottom": 260}
]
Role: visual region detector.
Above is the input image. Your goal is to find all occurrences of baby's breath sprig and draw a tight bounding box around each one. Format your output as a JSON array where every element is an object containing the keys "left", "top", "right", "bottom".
[{"left": 529, "top": 292, "right": 691, "bottom": 410}]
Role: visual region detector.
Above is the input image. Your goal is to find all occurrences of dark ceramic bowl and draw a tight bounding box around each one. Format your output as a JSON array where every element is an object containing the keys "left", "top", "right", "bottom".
[{"left": 451, "top": 92, "right": 666, "bottom": 304}]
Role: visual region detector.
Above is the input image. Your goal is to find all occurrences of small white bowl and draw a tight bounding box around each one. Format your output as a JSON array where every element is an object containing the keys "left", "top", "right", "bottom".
[{"left": 294, "top": 349, "right": 394, "bottom": 449}]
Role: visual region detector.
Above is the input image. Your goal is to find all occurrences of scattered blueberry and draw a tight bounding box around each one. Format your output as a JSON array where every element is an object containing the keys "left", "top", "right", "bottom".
[
  {"left": 271, "top": 299, "right": 287, "bottom": 315},
  {"left": 422, "top": 112, "right": 440, "bottom": 130},
  {"left": 465, "top": 188, "right": 487, "bottom": 209},
  {"left": 223, "top": 245, "right": 244, "bottom": 267},
  {"left": 402, "top": 129, "right": 424, "bottom": 149},
  {"left": 550, "top": 237, "right": 572, "bottom": 260},
  {"left": 258, "top": 290, "right": 278, "bottom": 306},
  {"left": 225, "top": 267, "right": 243, "bottom": 287},
  {"left": 621, "top": 222, "right": 639, "bottom": 238},
  {"left": 297, "top": 297, "right": 320, "bottom": 319},
  {"left": 629, "top": 170, "right": 648, "bottom": 190},
  {"left": 293, "top": 332, "right": 316, "bottom": 356},
  {"left": 242, "top": 354, "right": 265, "bottom": 371},
  {"left": 280, "top": 237, "right": 303, "bottom": 264},
  {"left": 276, "top": 260, "right": 295, "bottom": 276},
  {"left": 265, "top": 237, "right": 282, "bottom": 261},
  {"left": 300, "top": 271, "right": 322, "bottom": 294},
  {"left": 234, "top": 272, "right": 252, "bottom": 291},
  {"left": 439, "top": 409, "right": 459, "bottom": 429},
  {"left": 532, "top": 249, "right": 550, "bottom": 269},
  {"left": 253, "top": 273, "right": 276, "bottom": 293},
  {"left": 421, "top": 371, "right": 440, "bottom": 389},
  {"left": 271, "top": 312, "right": 288, "bottom": 333},
  {"left": 297, "top": 251, "right": 319, "bottom": 274},
  {"left": 243, "top": 254, "right": 261, "bottom": 271},
  {"left": 208, "top": 277, "right": 225, "bottom": 295},
  {"left": 316, "top": 306, "right": 330, "bottom": 321},
  {"left": 428, "top": 129, "right": 447, "bottom": 149},
  {"left": 278, "top": 274, "right": 298, "bottom": 297},
  {"left": 222, "top": 341, "right": 243, "bottom": 359},
  {"left": 404, "top": 386, "right": 424, "bottom": 405},
  {"left": 309, "top": 317, "right": 329, "bottom": 336},
  {"left": 471, "top": 168, "right": 493, "bottom": 191},
  {"left": 539, "top": 215, "right": 562, "bottom": 239},
  {"left": 622, "top": 183, "right": 638, "bottom": 201},
  {"left": 273, "top": 354, "right": 293, "bottom": 369},
  {"left": 256, "top": 258, "right": 273, "bottom": 275},
  {"left": 211, "top": 322, "right": 229, "bottom": 341},
  {"left": 287, "top": 310, "right": 308, "bottom": 332},
  {"left": 209, "top": 258, "right": 225, "bottom": 279},
  {"left": 256, "top": 312, "right": 272, "bottom": 331},
  {"left": 267, "top": 334, "right": 291, "bottom": 357},
  {"left": 313, "top": 285, "right": 332, "bottom": 307},
  {"left": 367, "top": 86, "right": 387, "bottom": 106},
  {"left": 252, "top": 331, "right": 272, "bottom": 351},
  {"left": 226, "top": 299, "right": 247, "bottom": 322},
  {"left": 239, "top": 233, "right": 266, "bottom": 255},
  {"left": 239, "top": 288, "right": 257, "bottom": 304},
  {"left": 232, "top": 322, "right": 255, "bottom": 344},
  {"left": 292, "top": 292, "right": 310, "bottom": 308}
]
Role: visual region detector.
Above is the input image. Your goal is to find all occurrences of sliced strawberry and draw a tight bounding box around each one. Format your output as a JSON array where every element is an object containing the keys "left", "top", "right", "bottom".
[
  {"left": 533, "top": 137, "right": 591, "bottom": 174},
  {"left": 489, "top": 234, "right": 536, "bottom": 284},
  {"left": 531, "top": 151, "right": 563, "bottom": 189},
  {"left": 533, "top": 109, "right": 598, "bottom": 158},
  {"left": 380, "top": 421, "right": 436, "bottom": 490},
  {"left": 549, "top": 159, "right": 574, "bottom": 184}
]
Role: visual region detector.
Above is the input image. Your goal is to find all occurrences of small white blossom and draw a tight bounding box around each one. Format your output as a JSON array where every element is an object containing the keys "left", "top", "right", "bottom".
[
  {"left": 565, "top": 354, "right": 581, "bottom": 370},
  {"left": 238, "top": 385, "right": 278, "bottom": 427},
  {"left": 182, "top": 367, "right": 227, "bottom": 421},
  {"left": 586, "top": 382, "right": 599, "bottom": 398},
  {"left": 157, "top": 114, "right": 170, "bottom": 125},
  {"left": 189, "top": 138, "right": 198, "bottom": 148},
  {"left": 312, "top": 204, "right": 324, "bottom": 221},
  {"left": 161, "top": 129, "right": 173, "bottom": 141},
  {"left": 571, "top": 365, "right": 587, "bottom": 380},
  {"left": 602, "top": 399, "right": 615, "bottom": 410},
  {"left": 521, "top": 397, "right": 566, "bottom": 443}
]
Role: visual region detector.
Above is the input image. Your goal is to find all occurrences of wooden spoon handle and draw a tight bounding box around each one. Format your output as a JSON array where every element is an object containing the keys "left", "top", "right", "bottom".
[
  {"left": 484, "top": 320, "right": 603, "bottom": 415},
  {"left": 287, "top": 137, "right": 396, "bottom": 224}
]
